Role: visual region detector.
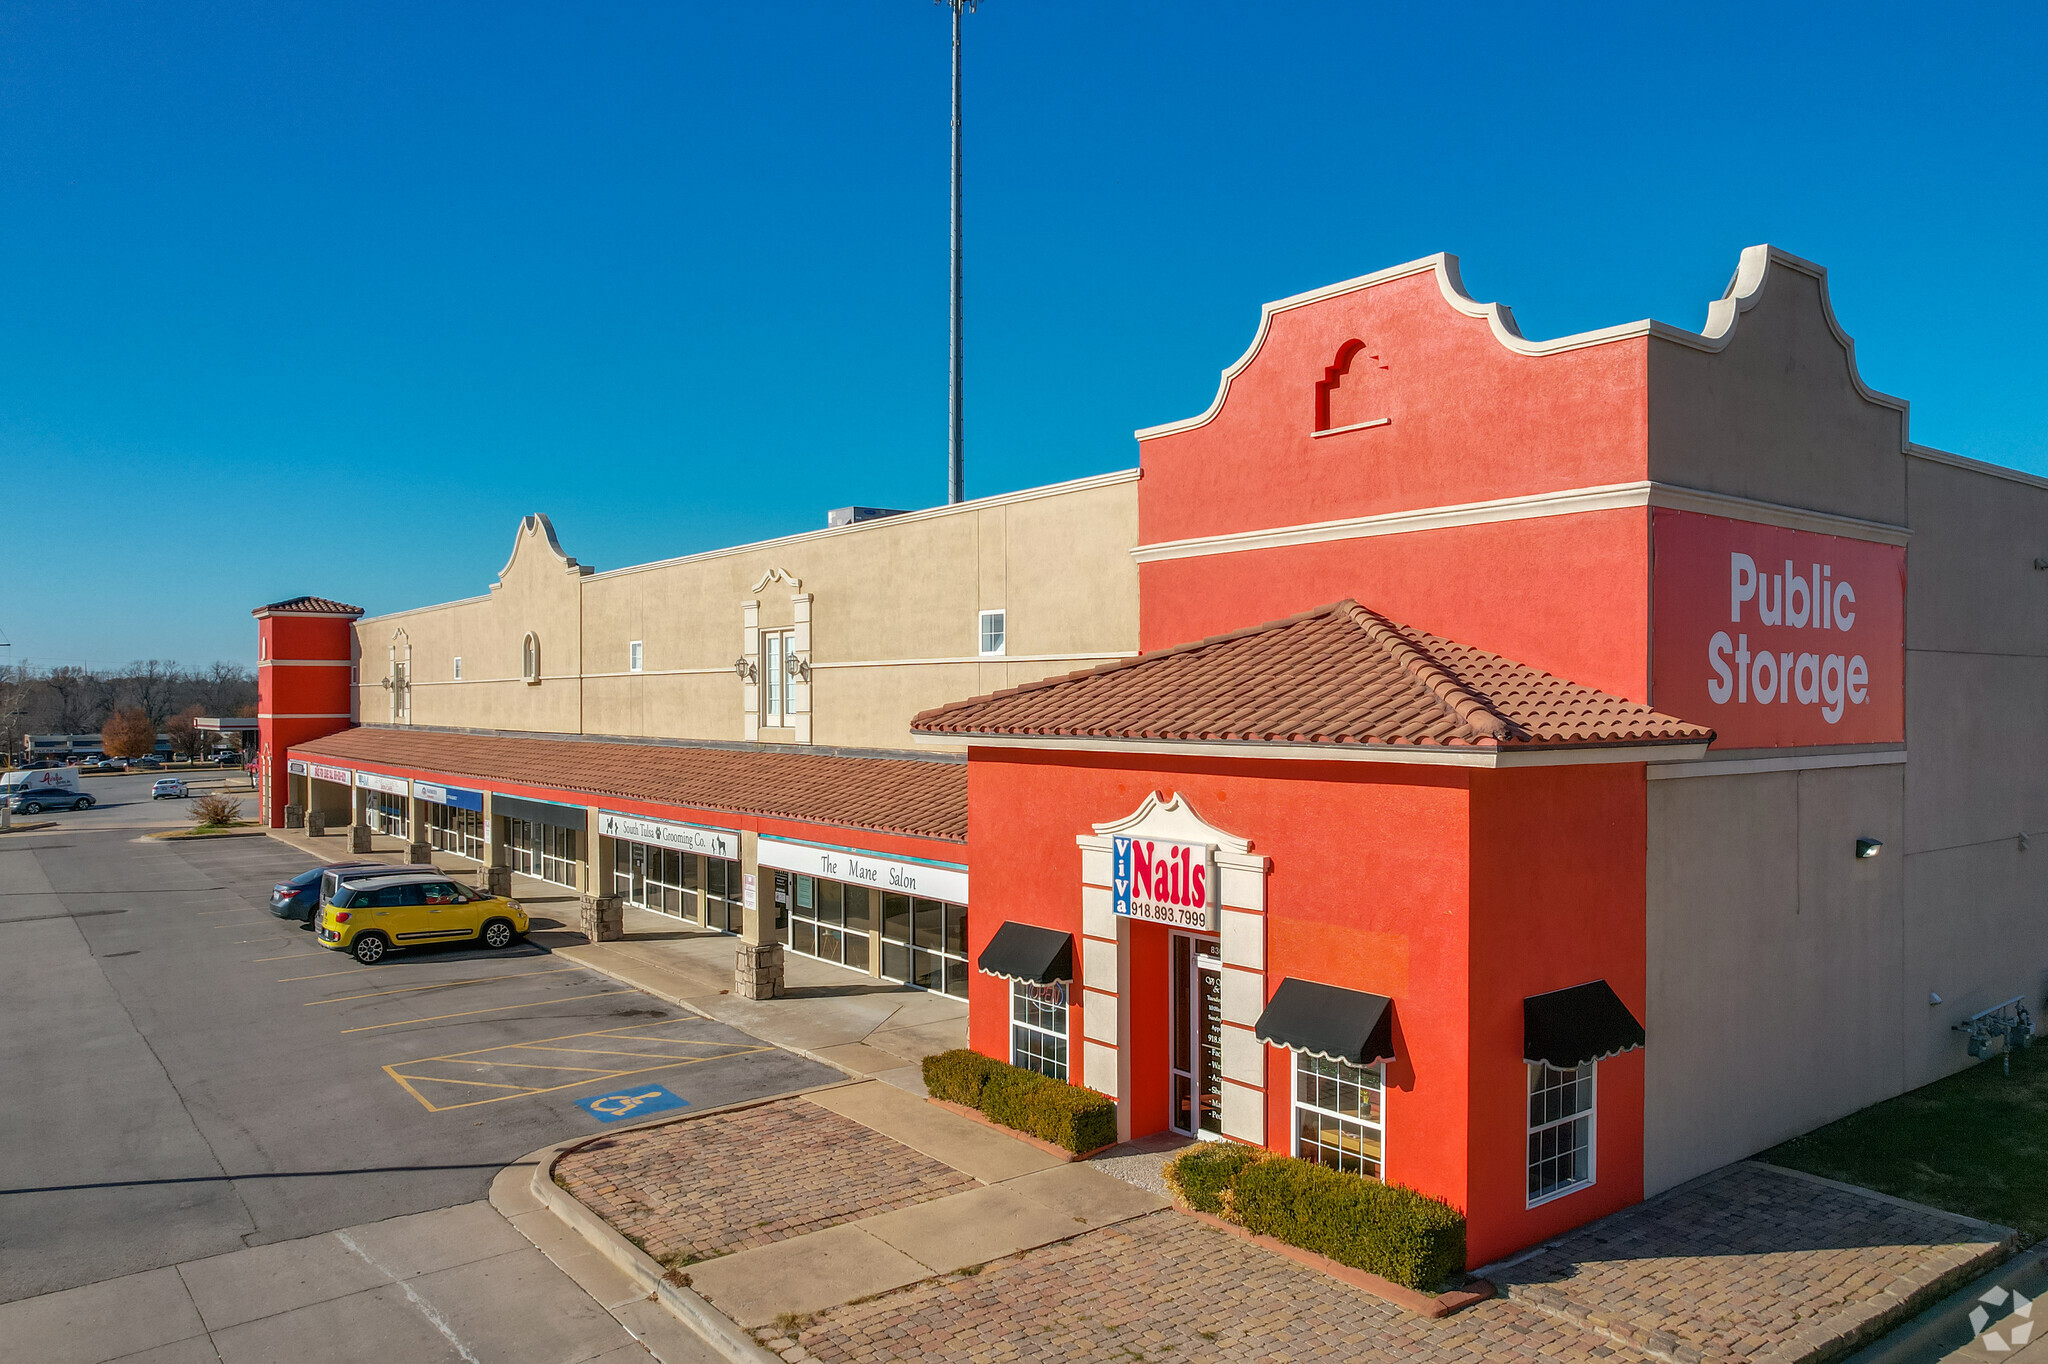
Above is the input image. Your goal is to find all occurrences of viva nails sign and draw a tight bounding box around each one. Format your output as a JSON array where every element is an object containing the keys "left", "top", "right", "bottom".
[
  {"left": 1112, "top": 836, "right": 1217, "bottom": 930},
  {"left": 1653, "top": 510, "right": 1904, "bottom": 748}
]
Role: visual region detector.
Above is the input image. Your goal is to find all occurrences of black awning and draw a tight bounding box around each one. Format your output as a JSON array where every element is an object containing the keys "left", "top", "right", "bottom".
[
  {"left": 493, "top": 794, "right": 589, "bottom": 832},
  {"left": 977, "top": 921, "right": 1074, "bottom": 984},
  {"left": 1524, "top": 980, "right": 1645, "bottom": 1068},
  {"left": 1254, "top": 978, "right": 1396, "bottom": 1065}
]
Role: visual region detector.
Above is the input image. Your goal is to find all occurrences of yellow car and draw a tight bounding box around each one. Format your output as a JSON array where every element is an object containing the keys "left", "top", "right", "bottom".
[{"left": 315, "top": 872, "right": 529, "bottom": 964}]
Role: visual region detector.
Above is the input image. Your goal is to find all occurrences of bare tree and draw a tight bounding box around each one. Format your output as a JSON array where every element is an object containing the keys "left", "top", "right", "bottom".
[{"left": 121, "top": 660, "right": 185, "bottom": 726}]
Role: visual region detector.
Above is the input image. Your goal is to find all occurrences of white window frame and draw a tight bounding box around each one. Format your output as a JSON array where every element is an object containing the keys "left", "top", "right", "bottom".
[
  {"left": 1290, "top": 1051, "right": 1386, "bottom": 1179},
  {"left": 629, "top": 640, "right": 643, "bottom": 673},
  {"left": 453, "top": 656, "right": 463, "bottom": 680},
  {"left": 1009, "top": 979, "right": 1069, "bottom": 1081},
  {"left": 521, "top": 633, "right": 541, "bottom": 685},
  {"left": 1526, "top": 1060, "right": 1598, "bottom": 1207},
  {"left": 978, "top": 608, "right": 1007, "bottom": 657},
  {"left": 760, "top": 628, "right": 793, "bottom": 727}
]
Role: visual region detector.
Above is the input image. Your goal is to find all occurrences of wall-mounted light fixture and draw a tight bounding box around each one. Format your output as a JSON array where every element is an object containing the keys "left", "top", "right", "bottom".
[
  {"left": 785, "top": 653, "right": 811, "bottom": 683},
  {"left": 732, "top": 657, "right": 757, "bottom": 684},
  {"left": 1855, "top": 838, "right": 1884, "bottom": 859},
  {"left": 2033, "top": 557, "right": 2048, "bottom": 570}
]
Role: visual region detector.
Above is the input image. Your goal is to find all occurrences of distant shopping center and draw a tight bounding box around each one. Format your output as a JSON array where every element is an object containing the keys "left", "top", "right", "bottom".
[{"left": 251, "top": 245, "right": 2048, "bottom": 1267}]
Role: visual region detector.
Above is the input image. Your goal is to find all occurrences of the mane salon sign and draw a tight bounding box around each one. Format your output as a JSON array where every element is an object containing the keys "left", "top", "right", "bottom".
[{"left": 1112, "top": 836, "right": 1217, "bottom": 930}]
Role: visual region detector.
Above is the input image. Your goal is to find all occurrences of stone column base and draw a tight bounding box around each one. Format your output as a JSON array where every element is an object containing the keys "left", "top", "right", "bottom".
[
  {"left": 306, "top": 811, "right": 327, "bottom": 837},
  {"left": 735, "top": 941, "right": 785, "bottom": 1000},
  {"left": 284, "top": 805, "right": 305, "bottom": 829},
  {"left": 485, "top": 865, "right": 512, "bottom": 897},
  {"left": 579, "top": 894, "right": 625, "bottom": 943},
  {"left": 406, "top": 840, "right": 432, "bottom": 865},
  {"left": 349, "top": 824, "right": 374, "bottom": 854}
]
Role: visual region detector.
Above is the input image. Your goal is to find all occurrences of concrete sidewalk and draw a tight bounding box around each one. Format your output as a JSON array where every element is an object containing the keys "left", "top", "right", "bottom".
[
  {"left": 262, "top": 827, "right": 968, "bottom": 1088},
  {"left": 0, "top": 1198, "right": 714, "bottom": 1364},
  {"left": 536, "top": 1081, "right": 1168, "bottom": 1343}
]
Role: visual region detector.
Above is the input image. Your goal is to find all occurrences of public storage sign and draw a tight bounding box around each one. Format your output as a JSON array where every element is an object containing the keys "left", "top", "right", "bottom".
[
  {"left": 1112, "top": 836, "right": 1217, "bottom": 930},
  {"left": 1653, "top": 510, "right": 1904, "bottom": 748}
]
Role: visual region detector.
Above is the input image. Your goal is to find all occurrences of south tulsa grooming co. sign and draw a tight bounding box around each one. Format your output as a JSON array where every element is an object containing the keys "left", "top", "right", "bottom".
[
  {"left": 1112, "top": 836, "right": 1218, "bottom": 930},
  {"left": 1653, "top": 510, "right": 1904, "bottom": 748}
]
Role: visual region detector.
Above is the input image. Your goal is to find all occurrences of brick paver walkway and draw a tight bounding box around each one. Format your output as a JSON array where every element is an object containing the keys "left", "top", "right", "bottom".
[
  {"left": 759, "top": 1210, "right": 1659, "bottom": 1363},
  {"left": 554, "top": 1098, "right": 980, "bottom": 1265},
  {"left": 1491, "top": 1162, "right": 2011, "bottom": 1363}
]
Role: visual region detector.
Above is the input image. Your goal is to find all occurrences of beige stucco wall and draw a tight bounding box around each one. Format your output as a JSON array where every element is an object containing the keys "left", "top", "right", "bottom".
[
  {"left": 1898, "top": 455, "right": 2048, "bottom": 1088},
  {"left": 1641, "top": 250, "right": 2048, "bottom": 1194},
  {"left": 350, "top": 471, "right": 1139, "bottom": 752},
  {"left": 1646, "top": 256, "right": 1908, "bottom": 527},
  {"left": 1644, "top": 762, "right": 1905, "bottom": 1194}
]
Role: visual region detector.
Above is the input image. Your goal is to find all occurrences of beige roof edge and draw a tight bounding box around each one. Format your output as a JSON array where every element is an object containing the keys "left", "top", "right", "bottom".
[
  {"left": 583, "top": 467, "right": 1140, "bottom": 585},
  {"left": 353, "top": 466, "right": 1142, "bottom": 625}
]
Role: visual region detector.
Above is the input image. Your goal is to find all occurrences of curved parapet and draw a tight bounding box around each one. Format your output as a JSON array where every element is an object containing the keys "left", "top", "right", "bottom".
[
  {"left": 1136, "top": 246, "right": 1909, "bottom": 444},
  {"left": 494, "top": 512, "right": 593, "bottom": 588}
]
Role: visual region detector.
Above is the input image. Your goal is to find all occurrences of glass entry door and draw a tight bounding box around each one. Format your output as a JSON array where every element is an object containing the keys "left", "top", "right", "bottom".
[{"left": 1170, "top": 933, "right": 1224, "bottom": 1137}]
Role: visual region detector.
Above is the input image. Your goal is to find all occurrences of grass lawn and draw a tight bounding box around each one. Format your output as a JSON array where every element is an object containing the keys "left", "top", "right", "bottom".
[{"left": 1760, "top": 1039, "right": 2048, "bottom": 1243}]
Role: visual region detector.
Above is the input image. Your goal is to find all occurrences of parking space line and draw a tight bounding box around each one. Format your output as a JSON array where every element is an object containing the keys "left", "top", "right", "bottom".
[
  {"left": 277, "top": 962, "right": 402, "bottom": 982},
  {"left": 304, "top": 965, "right": 579, "bottom": 1004},
  {"left": 384, "top": 1018, "right": 775, "bottom": 1112},
  {"left": 251, "top": 951, "right": 326, "bottom": 962},
  {"left": 340, "top": 988, "right": 631, "bottom": 1033}
]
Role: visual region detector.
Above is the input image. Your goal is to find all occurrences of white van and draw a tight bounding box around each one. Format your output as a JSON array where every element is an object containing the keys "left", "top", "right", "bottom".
[{"left": 1, "top": 766, "right": 82, "bottom": 797}]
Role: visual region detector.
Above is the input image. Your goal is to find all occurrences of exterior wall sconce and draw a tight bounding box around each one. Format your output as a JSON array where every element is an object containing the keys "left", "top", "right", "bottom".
[
  {"left": 379, "top": 676, "right": 394, "bottom": 691},
  {"left": 785, "top": 653, "right": 811, "bottom": 683},
  {"left": 733, "top": 657, "right": 757, "bottom": 684},
  {"left": 2033, "top": 557, "right": 2047, "bottom": 570},
  {"left": 1855, "top": 838, "right": 1884, "bottom": 859}
]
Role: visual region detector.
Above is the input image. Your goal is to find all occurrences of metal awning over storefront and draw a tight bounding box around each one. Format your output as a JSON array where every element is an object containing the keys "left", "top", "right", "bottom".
[
  {"left": 977, "top": 921, "right": 1073, "bottom": 984},
  {"left": 493, "top": 794, "right": 589, "bottom": 831},
  {"left": 1523, "top": 980, "right": 1645, "bottom": 1068},
  {"left": 1254, "top": 977, "right": 1396, "bottom": 1065}
]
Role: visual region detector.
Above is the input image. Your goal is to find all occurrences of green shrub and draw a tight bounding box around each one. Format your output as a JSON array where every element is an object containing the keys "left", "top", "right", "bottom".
[
  {"left": 1227, "top": 1157, "right": 1466, "bottom": 1290},
  {"left": 977, "top": 1065, "right": 1052, "bottom": 1132},
  {"left": 1163, "top": 1141, "right": 1265, "bottom": 1213},
  {"left": 922, "top": 1049, "right": 1004, "bottom": 1106},
  {"left": 921, "top": 1049, "right": 1119, "bottom": 1154},
  {"left": 1016, "top": 1080, "right": 1118, "bottom": 1154}
]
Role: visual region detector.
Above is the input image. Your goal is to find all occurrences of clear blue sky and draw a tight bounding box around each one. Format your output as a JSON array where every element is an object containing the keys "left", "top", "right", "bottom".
[{"left": 3, "top": 1, "right": 2042, "bottom": 668}]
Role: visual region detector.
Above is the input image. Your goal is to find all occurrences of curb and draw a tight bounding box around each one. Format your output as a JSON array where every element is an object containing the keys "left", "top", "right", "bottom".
[
  {"left": 1175, "top": 1204, "right": 1493, "bottom": 1318},
  {"left": 518, "top": 1082, "right": 867, "bottom": 1364}
]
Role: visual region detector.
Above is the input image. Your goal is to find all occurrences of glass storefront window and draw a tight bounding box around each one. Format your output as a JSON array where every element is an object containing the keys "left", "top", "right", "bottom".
[
  {"left": 705, "top": 857, "right": 743, "bottom": 934},
  {"left": 781, "top": 871, "right": 953, "bottom": 986},
  {"left": 611, "top": 840, "right": 696, "bottom": 918},
  {"left": 503, "top": 817, "right": 580, "bottom": 888},
  {"left": 426, "top": 802, "right": 484, "bottom": 860},
  {"left": 365, "top": 791, "right": 408, "bottom": 838}
]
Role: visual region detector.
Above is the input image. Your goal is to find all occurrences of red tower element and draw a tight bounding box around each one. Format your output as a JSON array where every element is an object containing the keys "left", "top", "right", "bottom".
[{"left": 252, "top": 596, "right": 362, "bottom": 827}]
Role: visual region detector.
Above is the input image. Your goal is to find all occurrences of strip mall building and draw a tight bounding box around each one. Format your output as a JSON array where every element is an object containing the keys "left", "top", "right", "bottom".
[{"left": 254, "top": 247, "right": 2048, "bottom": 1267}]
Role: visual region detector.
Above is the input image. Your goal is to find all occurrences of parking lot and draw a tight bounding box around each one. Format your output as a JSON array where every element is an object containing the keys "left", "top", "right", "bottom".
[
  {"left": 6, "top": 765, "right": 259, "bottom": 832},
  {"left": 0, "top": 816, "right": 837, "bottom": 1305}
]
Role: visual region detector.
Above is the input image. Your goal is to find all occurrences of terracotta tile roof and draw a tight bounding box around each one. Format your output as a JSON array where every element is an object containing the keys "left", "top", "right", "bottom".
[
  {"left": 253, "top": 596, "right": 365, "bottom": 617},
  {"left": 289, "top": 727, "right": 966, "bottom": 842},
  {"left": 913, "top": 601, "right": 1713, "bottom": 753}
]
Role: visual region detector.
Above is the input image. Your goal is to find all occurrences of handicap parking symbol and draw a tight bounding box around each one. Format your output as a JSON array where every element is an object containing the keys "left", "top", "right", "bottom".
[{"left": 576, "top": 1085, "right": 690, "bottom": 1123}]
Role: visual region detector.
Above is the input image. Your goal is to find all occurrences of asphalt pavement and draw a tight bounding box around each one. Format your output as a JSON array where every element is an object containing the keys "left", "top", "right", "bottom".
[{"left": 0, "top": 794, "right": 838, "bottom": 1310}]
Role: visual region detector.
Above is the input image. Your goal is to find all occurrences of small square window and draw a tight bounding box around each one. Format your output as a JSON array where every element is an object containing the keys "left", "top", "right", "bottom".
[
  {"left": 452, "top": 656, "right": 463, "bottom": 680},
  {"left": 629, "top": 641, "right": 643, "bottom": 673},
  {"left": 978, "top": 609, "right": 1006, "bottom": 657}
]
